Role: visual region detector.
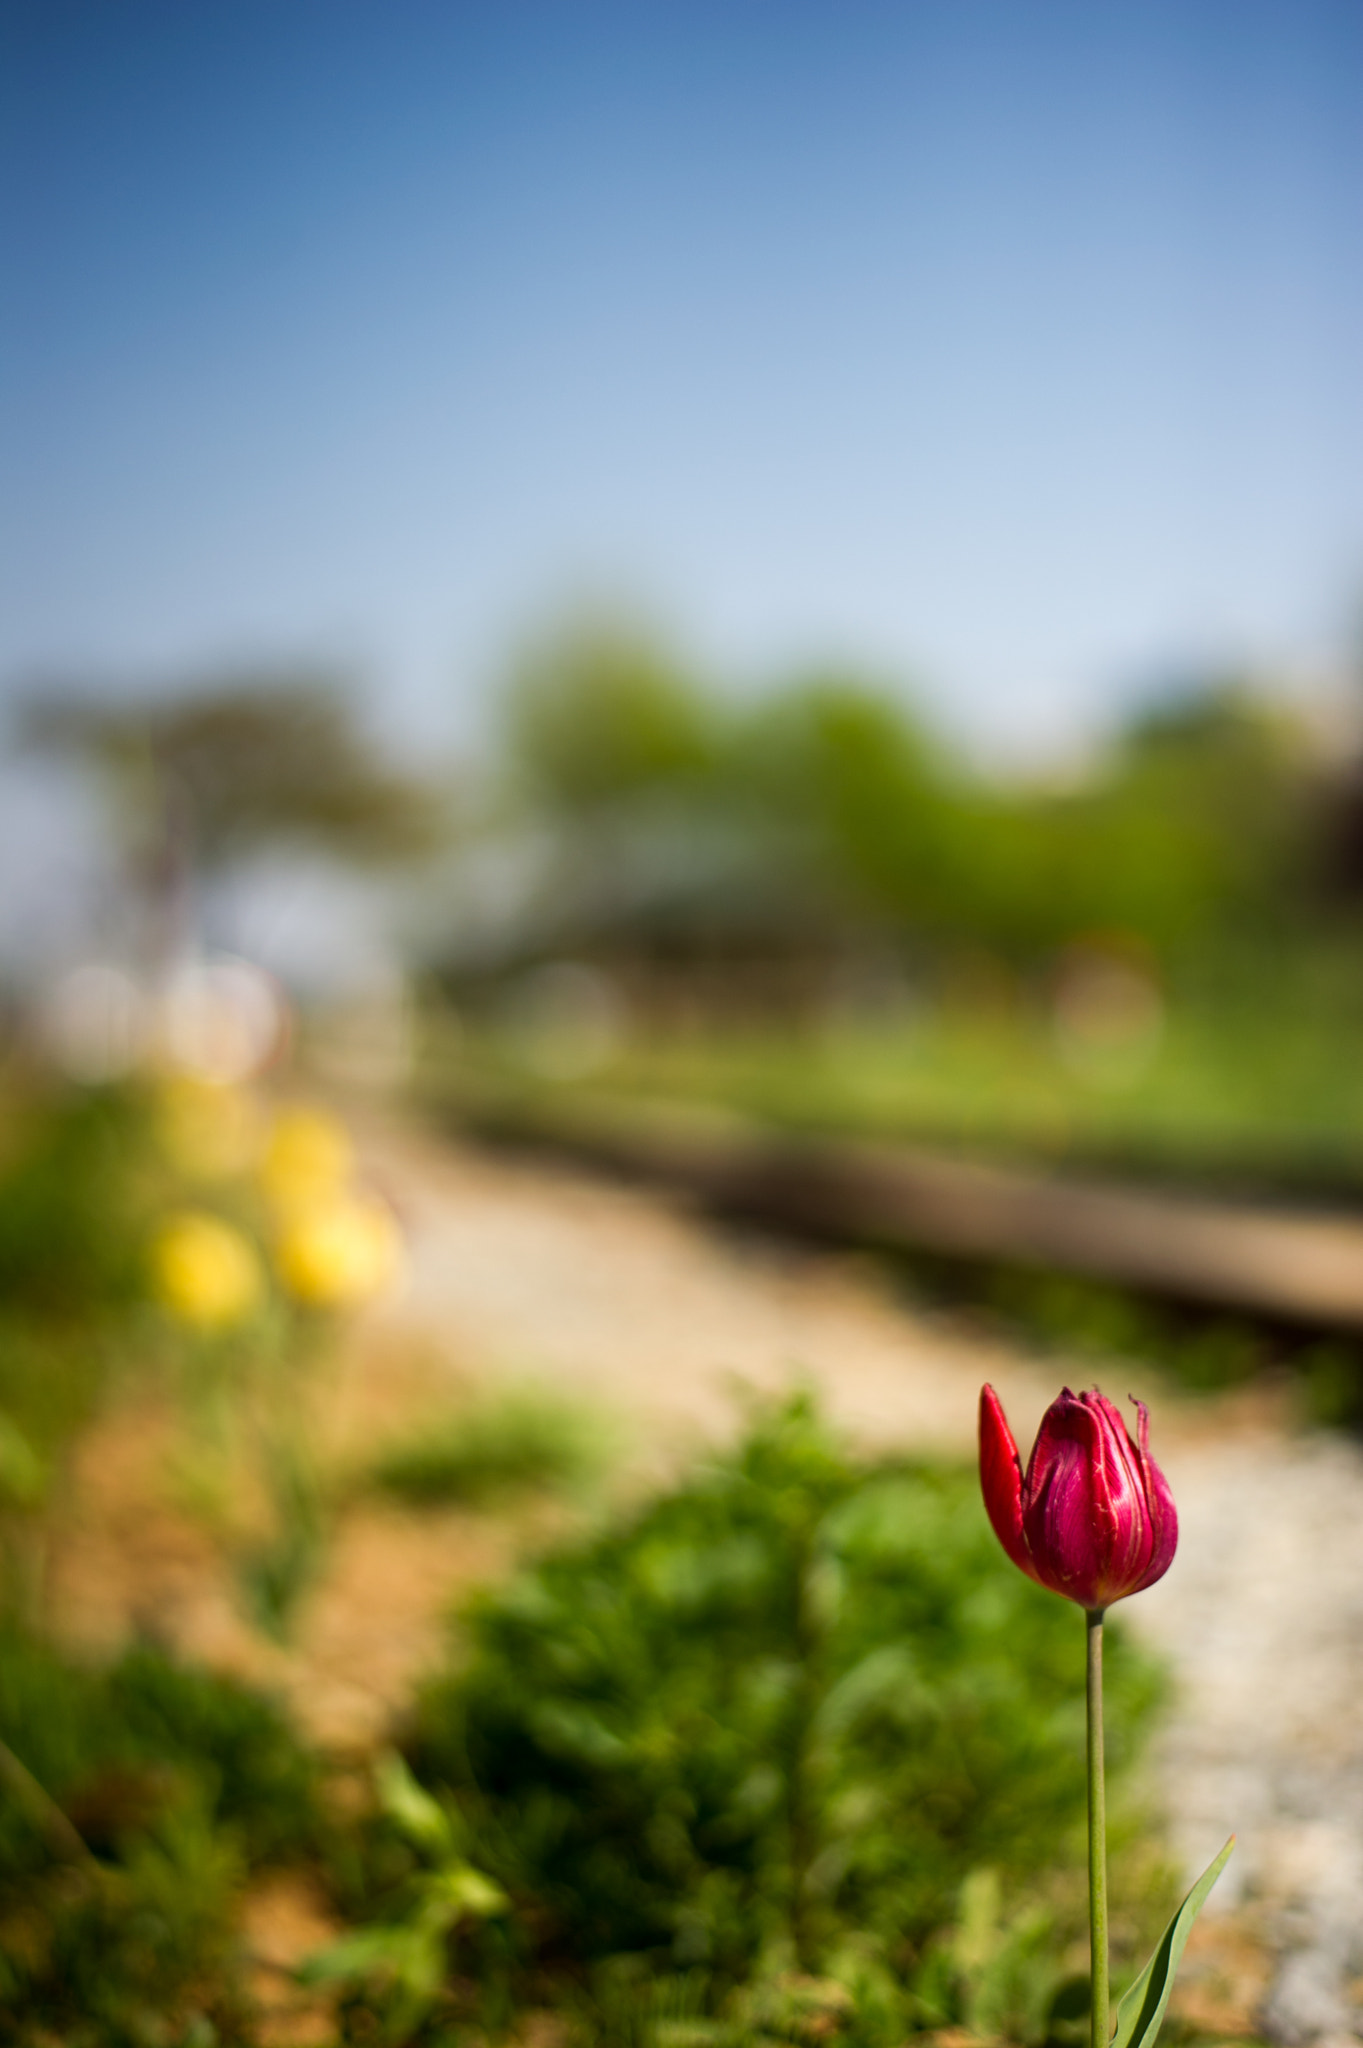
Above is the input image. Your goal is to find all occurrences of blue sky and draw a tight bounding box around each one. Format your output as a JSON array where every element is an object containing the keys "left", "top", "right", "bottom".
[{"left": 3, "top": 0, "right": 1361, "bottom": 763}]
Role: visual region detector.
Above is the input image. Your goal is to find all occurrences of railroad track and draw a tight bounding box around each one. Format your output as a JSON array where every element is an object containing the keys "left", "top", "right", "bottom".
[{"left": 436, "top": 1084, "right": 1363, "bottom": 1334}]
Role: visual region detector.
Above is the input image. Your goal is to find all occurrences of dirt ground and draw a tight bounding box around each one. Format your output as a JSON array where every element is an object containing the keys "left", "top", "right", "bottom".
[{"left": 52, "top": 1110, "right": 1363, "bottom": 2043}]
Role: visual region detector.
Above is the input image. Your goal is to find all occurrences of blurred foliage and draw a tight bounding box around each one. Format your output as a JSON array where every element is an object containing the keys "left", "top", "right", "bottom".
[
  {"left": 300, "top": 1751, "right": 509, "bottom": 2043},
  {"left": 24, "top": 671, "right": 447, "bottom": 874},
  {"left": 0, "top": 1071, "right": 378, "bottom": 2029},
  {"left": 0, "top": 1075, "right": 406, "bottom": 1638},
  {"left": 729, "top": 677, "right": 957, "bottom": 940},
  {"left": 0, "top": 1630, "right": 319, "bottom": 1878},
  {"left": 0, "top": 1084, "right": 150, "bottom": 1330},
  {"left": 446, "top": 941, "right": 1363, "bottom": 1198},
  {"left": 0, "top": 1085, "right": 160, "bottom": 1612},
  {"left": 891, "top": 1253, "right": 1361, "bottom": 1419},
  {"left": 20, "top": 672, "right": 448, "bottom": 988},
  {"left": 508, "top": 627, "right": 721, "bottom": 817},
  {"left": 0, "top": 1627, "right": 319, "bottom": 2042},
  {"left": 365, "top": 1386, "right": 609, "bottom": 1510},
  {"left": 0, "top": 1802, "right": 251, "bottom": 2047},
  {"left": 356, "top": 1397, "right": 1170, "bottom": 2047},
  {"left": 482, "top": 626, "right": 1322, "bottom": 973}
]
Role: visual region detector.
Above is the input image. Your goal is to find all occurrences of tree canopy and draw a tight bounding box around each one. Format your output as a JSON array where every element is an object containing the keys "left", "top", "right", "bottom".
[{"left": 22, "top": 671, "right": 449, "bottom": 875}]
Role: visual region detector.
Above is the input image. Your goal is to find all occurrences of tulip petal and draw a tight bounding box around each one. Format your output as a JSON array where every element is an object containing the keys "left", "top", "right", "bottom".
[
  {"left": 1129, "top": 1397, "right": 1179, "bottom": 1593},
  {"left": 1086, "top": 1390, "right": 1157, "bottom": 1599},
  {"left": 1021, "top": 1389, "right": 1154, "bottom": 1607},
  {"left": 1020, "top": 1391, "right": 1107, "bottom": 1605},
  {"left": 978, "top": 1385, "right": 1042, "bottom": 1585}
]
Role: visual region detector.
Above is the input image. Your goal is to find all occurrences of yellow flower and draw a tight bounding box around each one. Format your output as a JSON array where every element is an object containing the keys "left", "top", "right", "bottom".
[
  {"left": 260, "top": 1105, "right": 354, "bottom": 1217},
  {"left": 152, "top": 1211, "right": 264, "bottom": 1331},
  {"left": 275, "top": 1194, "right": 404, "bottom": 1311}
]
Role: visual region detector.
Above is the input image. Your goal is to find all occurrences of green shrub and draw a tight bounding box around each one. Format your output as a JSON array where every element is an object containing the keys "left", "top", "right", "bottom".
[
  {"left": 0, "top": 1629, "right": 319, "bottom": 1877},
  {"left": 0, "top": 1629, "right": 320, "bottom": 2041},
  {"left": 395, "top": 1397, "right": 1166, "bottom": 2044},
  {"left": 0, "top": 1084, "right": 152, "bottom": 1329},
  {"left": 0, "top": 1085, "right": 161, "bottom": 1609},
  {"left": 2, "top": 1795, "right": 254, "bottom": 2047}
]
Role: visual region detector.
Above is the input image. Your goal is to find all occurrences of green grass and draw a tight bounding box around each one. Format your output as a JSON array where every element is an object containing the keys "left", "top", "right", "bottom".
[
  {"left": 428, "top": 954, "right": 1363, "bottom": 1197},
  {"left": 365, "top": 1387, "right": 611, "bottom": 1510}
]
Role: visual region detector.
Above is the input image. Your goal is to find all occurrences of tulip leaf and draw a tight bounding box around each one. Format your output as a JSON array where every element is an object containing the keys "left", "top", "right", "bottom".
[{"left": 1111, "top": 1836, "right": 1235, "bottom": 2048}]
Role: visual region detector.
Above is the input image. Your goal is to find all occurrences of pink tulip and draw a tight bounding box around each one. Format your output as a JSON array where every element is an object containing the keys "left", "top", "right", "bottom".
[{"left": 979, "top": 1383, "right": 1178, "bottom": 1611}]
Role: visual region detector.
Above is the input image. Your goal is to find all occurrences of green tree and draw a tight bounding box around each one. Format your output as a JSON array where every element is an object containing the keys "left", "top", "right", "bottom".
[
  {"left": 20, "top": 671, "right": 449, "bottom": 959},
  {"left": 503, "top": 623, "right": 719, "bottom": 817},
  {"left": 731, "top": 676, "right": 957, "bottom": 934}
]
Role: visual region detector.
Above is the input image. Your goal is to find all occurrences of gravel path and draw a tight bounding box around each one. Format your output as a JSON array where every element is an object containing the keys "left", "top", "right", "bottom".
[
  {"left": 1129, "top": 1432, "right": 1363, "bottom": 2045},
  {"left": 361, "top": 1114, "right": 1363, "bottom": 2043}
]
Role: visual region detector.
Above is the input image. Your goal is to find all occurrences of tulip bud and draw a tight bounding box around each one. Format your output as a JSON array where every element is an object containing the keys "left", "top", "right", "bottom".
[{"left": 979, "top": 1383, "right": 1177, "bottom": 1612}]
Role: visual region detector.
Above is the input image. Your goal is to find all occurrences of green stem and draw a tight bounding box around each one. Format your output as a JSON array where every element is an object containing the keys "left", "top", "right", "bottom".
[
  {"left": 0, "top": 1735, "right": 98, "bottom": 1872},
  {"left": 786, "top": 1527, "right": 820, "bottom": 1972},
  {"left": 1087, "top": 1607, "right": 1109, "bottom": 2048}
]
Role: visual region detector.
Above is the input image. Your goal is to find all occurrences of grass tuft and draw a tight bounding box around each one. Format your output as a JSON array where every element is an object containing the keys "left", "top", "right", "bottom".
[{"left": 365, "top": 1386, "right": 610, "bottom": 1510}]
